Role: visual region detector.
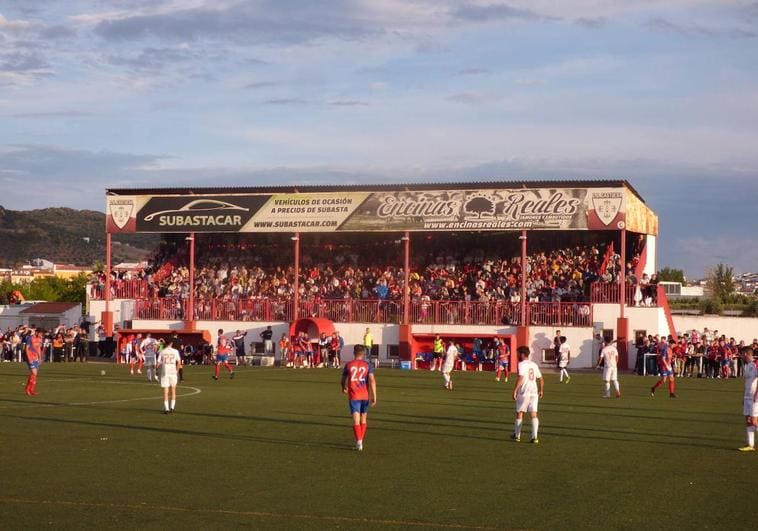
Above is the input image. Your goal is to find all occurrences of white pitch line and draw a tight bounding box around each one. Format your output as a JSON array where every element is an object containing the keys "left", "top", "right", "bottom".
[{"left": 0, "top": 380, "right": 202, "bottom": 410}]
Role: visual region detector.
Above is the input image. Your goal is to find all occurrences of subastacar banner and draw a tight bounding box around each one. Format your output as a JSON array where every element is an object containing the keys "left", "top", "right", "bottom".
[{"left": 107, "top": 187, "right": 629, "bottom": 234}]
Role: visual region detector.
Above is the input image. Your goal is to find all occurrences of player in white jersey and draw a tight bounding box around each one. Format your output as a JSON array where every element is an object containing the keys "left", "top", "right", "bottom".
[
  {"left": 140, "top": 334, "right": 159, "bottom": 383},
  {"left": 597, "top": 337, "right": 621, "bottom": 398},
  {"left": 442, "top": 341, "right": 458, "bottom": 390},
  {"left": 157, "top": 340, "right": 181, "bottom": 414},
  {"left": 558, "top": 336, "right": 571, "bottom": 383},
  {"left": 511, "top": 346, "right": 544, "bottom": 444},
  {"left": 739, "top": 348, "right": 758, "bottom": 451}
]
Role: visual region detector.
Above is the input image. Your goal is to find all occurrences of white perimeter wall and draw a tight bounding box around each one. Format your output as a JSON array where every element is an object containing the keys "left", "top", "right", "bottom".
[
  {"left": 132, "top": 319, "right": 400, "bottom": 362},
  {"left": 673, "top": 315, "right": 758, "bottom": 343},
  {"left": 109, "top": 301, "right": 680, "bottom": 369},
  {"left": 644, "top": 235, "right": 656, "bottom": 276}
]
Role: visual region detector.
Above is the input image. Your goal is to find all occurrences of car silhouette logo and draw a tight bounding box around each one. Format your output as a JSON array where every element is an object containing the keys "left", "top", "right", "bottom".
[{"left": 143, "top": 199, "right": 250, "bottom": 221}]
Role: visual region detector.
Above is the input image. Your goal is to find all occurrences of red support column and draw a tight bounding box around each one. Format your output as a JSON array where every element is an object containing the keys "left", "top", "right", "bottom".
[
  {"left": 293, "top": 233, "right": 300, "bottom": 321},
  {"left": 399, "top": 231, "right": 413, "bottom": 365},
  {"left": 618, "top": 228, "right": 629, "bottom": 369},
  {"left": 402, "top": 232, "right": 410, "bottom": 325},
  {"left": 102, "top": 232, "right": 114, "bottom": 338},
  {"left": 186, "top": 232, "right": 196, "bottom": 330},
  {"left": 516, "top": 230, "right": 529, "bottom": 368}
]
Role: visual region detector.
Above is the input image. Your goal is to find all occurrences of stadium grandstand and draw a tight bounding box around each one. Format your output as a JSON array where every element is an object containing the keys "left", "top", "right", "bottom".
[{"left": 90, "top": 181, "right": 672, "bottom": 370}]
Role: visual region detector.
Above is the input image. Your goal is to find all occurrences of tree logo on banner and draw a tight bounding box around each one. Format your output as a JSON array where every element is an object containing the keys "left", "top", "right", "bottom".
[{"left": 463, "top": 192, "right": 496, "bottom": 220}]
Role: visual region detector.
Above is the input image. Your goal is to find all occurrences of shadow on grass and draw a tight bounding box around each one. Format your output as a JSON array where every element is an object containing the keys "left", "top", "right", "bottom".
[{"left": 0, "top": 412, "right": 352, "bottom": 451}]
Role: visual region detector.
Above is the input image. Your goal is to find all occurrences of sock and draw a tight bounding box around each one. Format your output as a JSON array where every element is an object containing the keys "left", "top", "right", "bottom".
[
  {"left": 225, "top": 362, "right": 233, "bottom": 373},
  {"left": 30, "top": 375, "right": 37, "bottom": 393},
  {"left": 214, "top": 365, "right": 220, "bottom": 378},
  {"left": 748, "top": 426, "right": 755, "bottom": 447},
  {"left": 352, "top": 424, "right": 361, "bottom": 442},
  {"left": 559, "top": 370, "right": 564, "bottom": 382},
  {"left": 604, "top": 382, "right": 610, "bottom": 395},
  {"left": 360, "top": 423, "right": 367, "bottom": 439},
  {"left": 496, "top": 368, "right": 501, "bottom": 379},
  {"left": 652, "top": 380, "right": 663, "bottom": 390},
  {"left": 668, "top": 380, "right": 676, "bottom": 394},
  {"left": 514, "top": 418, "right": 523, "bottom": 437},
  {"left": 613, "top": 381, "right": 620, "bottom": 393},
  {"left": 170, "top": 399, "right": 175, "bottom": 410},
  {"left": 163, "top": 400, "right": 169, "bottom": 411},
  {"left": 25, "top": 375, "right": 32, "bottom": 392},
  {"left": 531, "top": 418, "right": 539, "bottom": 439},
  {"left": 443, "top": 373, "right": 450, "bottom": 386},
  {"left": 138, "top": 360, "right": 143, "bottom": 371}
]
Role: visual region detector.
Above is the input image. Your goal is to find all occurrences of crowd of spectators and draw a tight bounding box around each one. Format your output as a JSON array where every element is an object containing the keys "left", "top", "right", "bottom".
[
  {"left": 1, "top": 324, "right": 91, "bottom": 363},
  {"left": 94, "top": 237, "right": 620, "bottom": 307},
  {"left": 634, "top": 328, "right": 758, "bottom": 378}
]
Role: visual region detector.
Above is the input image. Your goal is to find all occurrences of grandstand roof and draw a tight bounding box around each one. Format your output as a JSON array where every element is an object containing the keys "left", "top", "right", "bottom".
[{"left": 107, "top": 179, "right": 647, "bottom": 203}]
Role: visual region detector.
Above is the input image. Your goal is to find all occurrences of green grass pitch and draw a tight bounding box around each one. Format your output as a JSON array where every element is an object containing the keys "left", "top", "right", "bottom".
[{"left": 0, "top": 363, "right": 754, "bottom": 530}]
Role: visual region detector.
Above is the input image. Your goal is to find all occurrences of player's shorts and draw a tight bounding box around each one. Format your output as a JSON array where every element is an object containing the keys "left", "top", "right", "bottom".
[
  {"left": 558, "top": 361, "right": 568, "bottom": 368},
  {"left": 497, "top": 361, "right": 509, "bottom": 369},
  {"left": 658, "top": 366, "right": 673, "bottom": 376},
  {"left": 27, "top": 360, "right": 40, "bottom": 370},
  {"left": 160, "top": 374, "right": 178, "bottom": 388},
  {"left": 743, "top": 398, "right": 758, "bottom": 417},
  {"left": 349, "top": 399, "right": 370, "bottom": 414},
  {"left": 216, "top": 355, "right": 228, "bottom": 363},
  {"left": 603, "top": 367, "right": 618, "bottom": 381},
  {"left": 515, "top": 394, "right": 538, "bottom": 413}
]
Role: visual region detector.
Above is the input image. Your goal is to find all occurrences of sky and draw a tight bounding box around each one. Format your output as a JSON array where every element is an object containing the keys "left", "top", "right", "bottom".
[{"left": 1, "top": 0, "right": 757, "bottom": 278}]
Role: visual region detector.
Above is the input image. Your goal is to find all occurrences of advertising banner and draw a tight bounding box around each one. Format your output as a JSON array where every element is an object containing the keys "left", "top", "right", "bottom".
[{"left": 107, "top": 187, "right": 634, "bottom": 234}]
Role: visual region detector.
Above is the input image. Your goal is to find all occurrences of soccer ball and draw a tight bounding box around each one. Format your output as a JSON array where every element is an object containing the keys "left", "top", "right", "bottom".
[{"left": 100, "top": 370, "right": 106, "bottom": 376}]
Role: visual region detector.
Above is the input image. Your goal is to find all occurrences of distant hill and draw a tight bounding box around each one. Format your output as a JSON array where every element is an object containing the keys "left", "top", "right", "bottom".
[{"left": 0, "top": 206, "right": 159, "bottom": 267}]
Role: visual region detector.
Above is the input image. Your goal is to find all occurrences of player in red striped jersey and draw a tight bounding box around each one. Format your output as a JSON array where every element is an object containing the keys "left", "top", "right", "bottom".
[
  {"left": 341, "top": 345, "right": 377, "bottom": 451},
  {"left": 213, "top": 329, "right": 235, "bottom": 380},
  {"left": 24, "top": 328, "right": 44, "bottom": 396}
]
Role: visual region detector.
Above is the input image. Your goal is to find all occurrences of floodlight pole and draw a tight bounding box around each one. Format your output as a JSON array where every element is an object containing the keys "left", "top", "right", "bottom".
[{"left": 293, "top": 233, "right": 300, "bottom": 321}]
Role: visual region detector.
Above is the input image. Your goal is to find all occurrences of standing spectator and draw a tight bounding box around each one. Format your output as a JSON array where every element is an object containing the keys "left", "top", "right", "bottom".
[
  {"left": 260, "top": 326, "right": 273, "bottom": 355},
  {"left": 553, "top": 330, "right": 561, "bottom": 368},
  {"left": 52, "top": 332, "right": 64, "bottom": 363},
  {"left": 431, "top": 335, "right": 444, "bottom": 372},
  {"left": 363, "top": 327, "right": 376, "bottom": 368},
  {"left": 233, "top": 330, "right": 247, "bottom": 365},
  {"left": 558, "top": 336, "right": 571, "bottom": 384},
  {"left": 96, "top": 324, "right": 106, "bottom": 357},
  {"left": 74, "top": 327, "right": 88, "bottom": 362},
  {"left": 279, "top": 334, "right": 291, "bottom": 367},
  {"left": 318, "top": 332, "right": 330, "bottom": 368}
]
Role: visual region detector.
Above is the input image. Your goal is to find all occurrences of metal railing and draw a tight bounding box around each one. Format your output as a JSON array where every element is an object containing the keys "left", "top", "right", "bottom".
[
  {"left": 590, "top": 282, "right": 658, "bottom": 306},
  {"left": 133, "top": 297, "right": 592, "bottom": 327}
]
